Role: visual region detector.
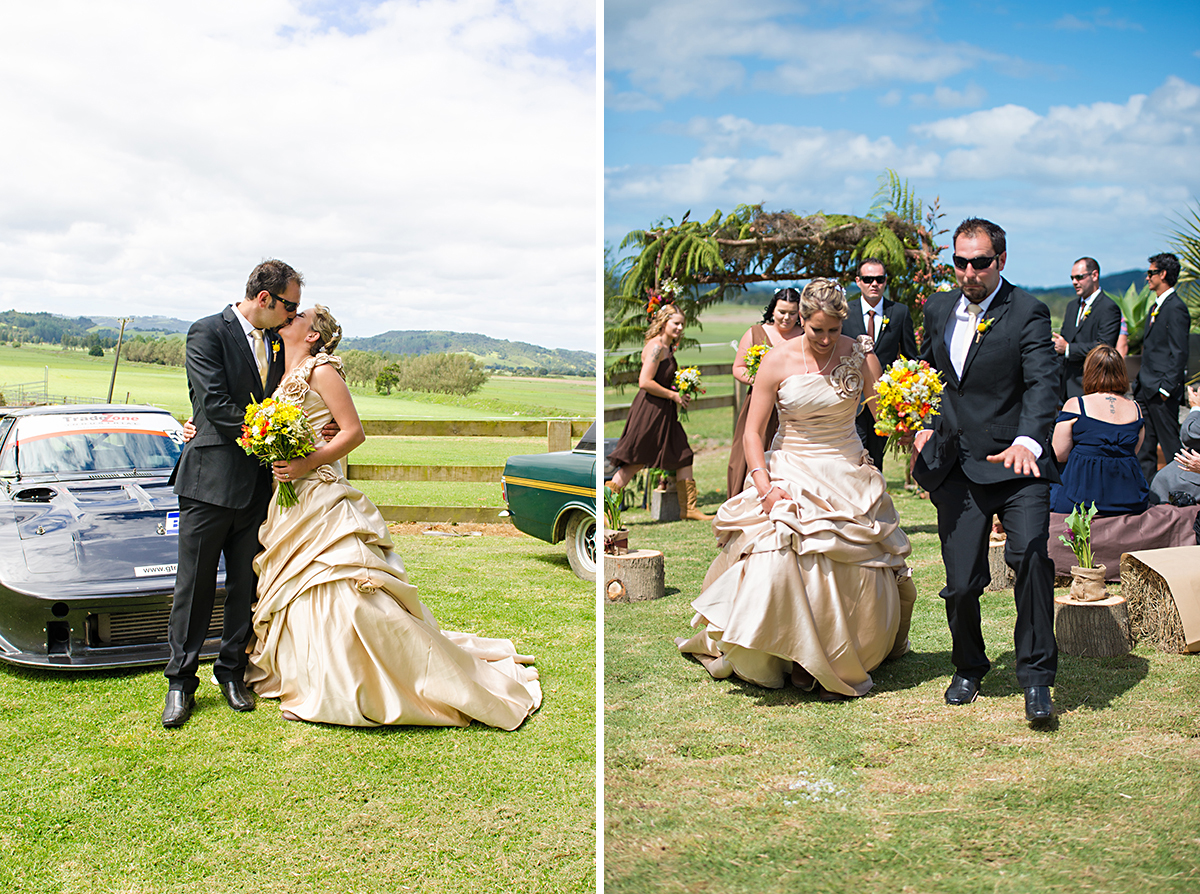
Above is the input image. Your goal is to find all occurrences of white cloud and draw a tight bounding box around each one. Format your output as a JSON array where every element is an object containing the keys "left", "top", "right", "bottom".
[
  {"left": 910, "top": 84, "right": 988, "bottom": 109},
  {"left": 913, "top": 76, "right": 1200, "bottom": 184},
  {"left": 0, "top": 0, "right": 597, "bottom": 351},
  {"left": 605, "top": 0, "right": 1005, "bottom": 101}
]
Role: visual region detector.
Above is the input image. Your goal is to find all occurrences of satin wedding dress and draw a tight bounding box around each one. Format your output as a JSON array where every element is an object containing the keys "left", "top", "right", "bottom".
[
  {"left": 245, "top": 353, "right": 542, "bottom": 728},
  {"left": 677, "top": 337, "right": 916, "bottom": 698}
]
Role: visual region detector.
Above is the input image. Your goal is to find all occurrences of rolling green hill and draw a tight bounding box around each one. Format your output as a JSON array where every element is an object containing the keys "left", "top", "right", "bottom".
[{"left": 343, "top": 330, "right": 594, "bottom": 376}]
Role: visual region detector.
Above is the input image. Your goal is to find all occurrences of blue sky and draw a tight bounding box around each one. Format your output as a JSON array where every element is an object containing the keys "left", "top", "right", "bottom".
[
  {"left": 605, "top": 0, "right": 1200, "bottom": 289},
  {"left": 0, "top": 0, "right": 596, "bottom": 351}
]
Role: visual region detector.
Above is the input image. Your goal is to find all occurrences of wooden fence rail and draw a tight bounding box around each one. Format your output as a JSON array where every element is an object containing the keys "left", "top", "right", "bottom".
[
  {"left": 604, "top": 363, "right": 737, "bottom": 424},
  {"left": 353, "top": 418, "right": 591, "bottom": 524}
]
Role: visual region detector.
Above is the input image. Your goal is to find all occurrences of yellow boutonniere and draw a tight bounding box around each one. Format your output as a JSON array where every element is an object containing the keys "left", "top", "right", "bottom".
[
  {"left": 975, "top": 317, "right": 994, "bottom": 344},
  {"left": 1081, "top": 306, "right": 1092, "bottom": 320},
  {"left": 271, "top": 340, "right": 280, "bottom": 360}
]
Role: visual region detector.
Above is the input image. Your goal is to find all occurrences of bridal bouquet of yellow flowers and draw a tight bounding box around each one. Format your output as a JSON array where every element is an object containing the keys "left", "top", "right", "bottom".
[
  {"left": 237, "top": 397, "right": 317, "bottom": 508},
  {"left": 674, "top": 366, "right": 704, "bottom": 420},
  {"left": 743, "top": 343, "right": 771, "bottom": 380},
  {"left": 873, "top": 358, "right": 944, "bottom": 458}
]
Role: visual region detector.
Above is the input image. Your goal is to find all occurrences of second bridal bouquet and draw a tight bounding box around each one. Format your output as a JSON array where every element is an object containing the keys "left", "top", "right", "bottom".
[
  {"left": 674, "top": 366, "right": 704, "bottom": 419},
  {"left": 237, "top": 397, "right": 317, "bottom": 508},
  {"left": 743, "top": 343, "right": 771, "bottom": 380},
  {"left": 873, "top": 358, "right": 944, "bottom": 458}
]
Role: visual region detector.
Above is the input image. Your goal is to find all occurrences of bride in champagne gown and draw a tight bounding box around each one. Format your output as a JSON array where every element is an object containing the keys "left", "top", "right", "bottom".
[
  {"left": 677, "top": 280, "right": 917, "bottom": 698},
  {"left": 244, "top": 304, "right": 541, "bottom": 729}
]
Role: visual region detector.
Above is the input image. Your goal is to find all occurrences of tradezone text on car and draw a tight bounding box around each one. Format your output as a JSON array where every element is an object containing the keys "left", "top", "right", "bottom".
[{"left": 0, "top": 405, "right": 227, "bottom": 669}]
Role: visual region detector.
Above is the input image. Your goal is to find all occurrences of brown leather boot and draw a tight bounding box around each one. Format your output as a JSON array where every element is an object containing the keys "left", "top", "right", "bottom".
[{"left": 678, "top": 477, "right": 713, "bottom": 521}]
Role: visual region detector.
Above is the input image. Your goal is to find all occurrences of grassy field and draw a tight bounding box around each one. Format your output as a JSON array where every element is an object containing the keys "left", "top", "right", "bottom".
[
  {"left": 603, "top": 460, "right": 1200, "bottom": 893},
  {"left": 0, "top": 530, "right": 595, "bottom": 894},
  {"left": 0, "top": 345, "right": 595, "bottom": 420}
]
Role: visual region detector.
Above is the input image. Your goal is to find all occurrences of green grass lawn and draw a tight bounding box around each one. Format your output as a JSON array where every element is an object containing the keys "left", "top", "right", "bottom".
[
  {"left": 0, "top": 531, "right": 595, "bottom": 894},
  {"left": 0, "top": 345, "right": 594, "bottom": 420},
  {"left": 604, "top": 465, "right": 1200, "bottom": 893}
]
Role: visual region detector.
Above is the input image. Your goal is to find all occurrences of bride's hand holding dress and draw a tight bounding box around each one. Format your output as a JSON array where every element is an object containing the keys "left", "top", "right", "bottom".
[{"left": 677, "top": 290, "right": 915, "bottom": 699}]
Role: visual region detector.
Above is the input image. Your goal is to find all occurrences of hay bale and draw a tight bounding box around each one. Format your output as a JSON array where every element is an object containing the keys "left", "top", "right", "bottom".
[{"left": 1120, "top": 554, "right": 1187, "bottom": 652}]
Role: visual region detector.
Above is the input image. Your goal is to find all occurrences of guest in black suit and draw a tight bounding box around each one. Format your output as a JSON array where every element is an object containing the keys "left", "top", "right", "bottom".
[
  {"left": 1134, "top": 252, "right": 1191, "bottom": 483},
  {"left": 1052, "top": 257, "right": 1122, "bottom": 400},
  {"left": 162, "top": 260, "right": 301, "bottom": 727},
  {"left": 913, "top": 219, "right": 1061, "bottom": 727},
  {"left": 843, "top": 257, "right": 919, "bottom": 472}
]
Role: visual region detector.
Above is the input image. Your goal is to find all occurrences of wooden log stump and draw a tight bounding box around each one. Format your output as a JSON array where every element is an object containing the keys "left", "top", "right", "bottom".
[
  {"left": 1120, "top": 554, "right": 1188, "bottom": 652},
  {"left": 650, "top": 487, "right": 680, "bottom": 522},
  {"left": 1053, "top": 594, "right": 1132, "bottom": 657},
  {"left": 986, "top": 537, "right": 1015, "bottom": 591},
  {"left": 604, "top": 549, "right": 665, "bottom": 603}
]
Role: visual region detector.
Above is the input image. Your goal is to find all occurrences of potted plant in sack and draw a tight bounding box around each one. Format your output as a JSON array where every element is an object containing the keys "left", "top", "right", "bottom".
[
  {"left": 604, "top": 486, "right": 628, "bottom": 555},
  {"left": 1059, "top": 501, "right": 1107, "bottom": 601}
]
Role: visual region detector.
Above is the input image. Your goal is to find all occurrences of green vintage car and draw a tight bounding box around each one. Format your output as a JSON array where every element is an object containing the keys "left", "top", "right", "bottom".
[{"left": 501, "top": 423, "right": 597, "bottom": 581}]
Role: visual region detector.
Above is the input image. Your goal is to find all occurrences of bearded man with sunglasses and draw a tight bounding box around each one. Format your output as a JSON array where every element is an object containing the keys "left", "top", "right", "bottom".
[
  {"left": 912, "top": 219, "right": 1061, "bottom": 727},
  {"left": 162, "top": 260, "right": 301, "bottom": 727},
  {"left": 844, "top": 257, "right": 919, "bottom": 472}
]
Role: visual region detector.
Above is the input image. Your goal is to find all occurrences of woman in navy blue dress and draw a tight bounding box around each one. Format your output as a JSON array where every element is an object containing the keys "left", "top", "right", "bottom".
[{"left": 1050, "top": 345, "right": 1149, "bottom": 516}]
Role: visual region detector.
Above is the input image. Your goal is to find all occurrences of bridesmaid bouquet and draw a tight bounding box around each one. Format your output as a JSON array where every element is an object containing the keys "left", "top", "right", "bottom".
[
  {"left": 873, "top": 358, "right": 944, "bottom": 458},
  {"left": 743, "top": 343, "right": 771, "bottom": 380},
  {"left": 674, "top": 366, "right": 704, "bottom": 419},
  {"left": 237, "top": 397, "right": 317, "bottom": 508}
]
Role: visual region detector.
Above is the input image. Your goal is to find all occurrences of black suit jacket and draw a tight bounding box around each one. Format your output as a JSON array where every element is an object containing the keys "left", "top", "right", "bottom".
[
  {"left": 173, "top": 306, "right": 286, "bottom": 509},
  {"left": 1060, "top": 292, "right": 1122, "bottom": 398},
  {"left": 843, "top": 297, "right": 919, "bottom": 368},
  {"left": 1135, "top": 291, "right": 1191, "bottom": 401},
  {"left": 913, "top": 280, "right": 1061, "bottom": 491}
]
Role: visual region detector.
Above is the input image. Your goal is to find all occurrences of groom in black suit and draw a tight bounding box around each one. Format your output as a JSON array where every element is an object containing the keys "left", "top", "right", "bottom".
[
  {"left": 1052, "top": 257, "right": 1121, "bottom": 400},
  {"left": 162, "top": 260, "right": 301, "bottom": 727},
  {"left": 913, "top": 219, "right": 1061, "bottom": 727},
  {"left": 842, "top": 257, "right": 919, "bottom": 472}
]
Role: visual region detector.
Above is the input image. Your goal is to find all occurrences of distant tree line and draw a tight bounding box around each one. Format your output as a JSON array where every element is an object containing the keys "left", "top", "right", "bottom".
[{"left": 373, "top": 352, "right": 489, "bottom": 396}]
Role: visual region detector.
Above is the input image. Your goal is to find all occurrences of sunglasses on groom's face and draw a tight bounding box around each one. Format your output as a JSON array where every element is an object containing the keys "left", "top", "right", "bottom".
[
  {"left": 952, "top": 254, "right": 999, "bottom": 271},
  {"left": 857, "top": 275, "right": 887, "bottom": 285},
  {"left": 270, "top": 293, "right": 299, "bottom": 312}
]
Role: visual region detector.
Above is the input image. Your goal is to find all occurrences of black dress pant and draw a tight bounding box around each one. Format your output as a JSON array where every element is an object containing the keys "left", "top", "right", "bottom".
[
  {"left": 929, "top": 465, "right": 1057, "bottom": 687},
  {"left": 855, "top": 407, "right": 887, "bottom": 474},
  {"left": 165, "top": 479, "right": 271, "bottom": 693},
  {"left": 1137, "top": 392, "right": 1182, "bottom": 483}
]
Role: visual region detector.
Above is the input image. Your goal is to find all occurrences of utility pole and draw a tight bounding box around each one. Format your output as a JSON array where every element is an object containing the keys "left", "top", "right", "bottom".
[{"left": 107, "top": 317, "right": 133, "bottom": 403}]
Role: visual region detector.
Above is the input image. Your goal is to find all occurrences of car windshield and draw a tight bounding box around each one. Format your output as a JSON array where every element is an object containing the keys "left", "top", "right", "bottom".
[{"left": 0, "top": 411, "right": 185, "bottom": 476}]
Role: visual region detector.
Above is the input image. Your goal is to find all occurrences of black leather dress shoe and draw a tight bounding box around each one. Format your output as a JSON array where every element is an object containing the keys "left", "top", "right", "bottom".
[
  {"left": 944, "top": 674, "right": 981, "bottom": 705},
  {"left": 1024, "top": 686, "right": 1054, "bottom": 724},
  {"left": 162, "top": 690, "right": 195, "bottom": 728},
  {"left": 220, "top": 680, "right": 256, "bottom": 712}
]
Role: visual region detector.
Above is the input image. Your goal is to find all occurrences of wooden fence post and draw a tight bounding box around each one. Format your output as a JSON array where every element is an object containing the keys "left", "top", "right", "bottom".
[{"left": 547, "top": 420, "right": 572, "bottom": 452}]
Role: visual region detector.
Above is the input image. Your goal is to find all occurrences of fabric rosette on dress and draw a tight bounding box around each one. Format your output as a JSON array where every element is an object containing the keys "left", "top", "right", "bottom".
[
  {"left": 678, "top": 337, "right": 914, "bottom": 697},
  {"left": 246, "top": 353, "right": 541, "bottom": 729}
]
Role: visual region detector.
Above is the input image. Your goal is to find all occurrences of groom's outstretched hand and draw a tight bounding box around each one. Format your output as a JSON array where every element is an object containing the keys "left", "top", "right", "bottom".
[
  {"left": 321, "top": 421, "right": 339, "bottom": 442},
  {"left": 987, "top": 444, "right": 1040, "bottom": 477}
]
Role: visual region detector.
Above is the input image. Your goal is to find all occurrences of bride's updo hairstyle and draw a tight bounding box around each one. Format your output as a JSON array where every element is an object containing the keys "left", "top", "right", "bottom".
[
  {"left": 799, "top": 279, "right": 849, "bottom": 320},
  {"left": 308, "top": 304, "right": 343, "bottom": 356},
  {"left": 645, "top": 303, "right": 684, "bottom": 343}
]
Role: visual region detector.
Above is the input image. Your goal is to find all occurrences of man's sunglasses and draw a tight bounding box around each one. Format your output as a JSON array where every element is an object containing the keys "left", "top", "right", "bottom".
[
  {"left": 952, "top": 254, "right": 999, "bottom": 271},
  {"left": 271, "top": 293, "right": 299, "bottom": 312},
  {"left": 1147, "top": 268, "right": 1163, "bottom": 278},
  {"left": 858, "top": 275, "right": 887, "bottom": 285},
  {"left": 1069, "top": 274, "right": 1092, "bottom": 282}
]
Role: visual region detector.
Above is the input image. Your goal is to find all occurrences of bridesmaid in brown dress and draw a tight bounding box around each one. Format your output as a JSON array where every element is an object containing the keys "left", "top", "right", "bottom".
[
  {"left": 608, "top": 303, "right": 711, "bottom": 521},
  {"left": 727, "top": 288, "right": 803, "bottom": 498}
]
